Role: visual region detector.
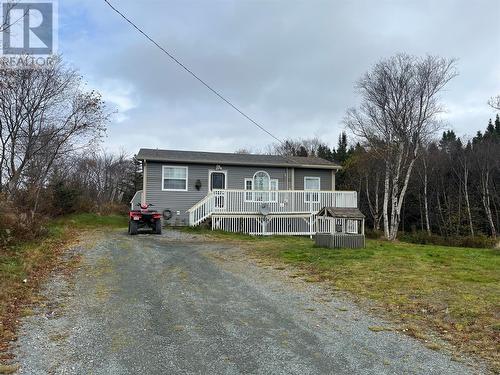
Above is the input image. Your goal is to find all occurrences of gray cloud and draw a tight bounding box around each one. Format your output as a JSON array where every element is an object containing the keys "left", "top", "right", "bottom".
[{"left": 60, "top": 0, "right": 500, "bottom": 154}]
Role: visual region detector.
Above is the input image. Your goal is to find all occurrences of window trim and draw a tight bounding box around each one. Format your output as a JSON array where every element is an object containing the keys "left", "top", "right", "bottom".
[
  {"left": 253, "top": 170, "right": 271, "bottom": 191},
  {"left": 269, "top": 179, "right": 278, "bottom": 202},
  {"left": 244, "top": 176, "right": 279, "bottom": 202},
  {"left": 270, "top": 179, "right": 279, "bottom": 190},
  {"left": 304, "top": 176, "right": 320, "bottom": 203},
  {"left": 244, "top": 178, "right": 253, "bottom": 189},
  {"left": 208, "top": 170, "right": 228, "bottom": 192},
  {"left": 162, "top": 165, "right": 188, "bottom": 191},
  {"left": 304, "top": 176, "right": 321, "bottom": 190},
  {"left": 244, "top": 178, "right": 253, "bottom": 201}
]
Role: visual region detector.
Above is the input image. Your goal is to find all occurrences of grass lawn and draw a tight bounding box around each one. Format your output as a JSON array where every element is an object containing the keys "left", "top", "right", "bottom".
[
  {"left": 0, "top": 213, "right": 128, "bottom": 361},
  {"left": 51, "top": 212, "right": 128, "bottom": 229},
  {"left": 185, "top": 228, "right": 500, "bottom": 370}
]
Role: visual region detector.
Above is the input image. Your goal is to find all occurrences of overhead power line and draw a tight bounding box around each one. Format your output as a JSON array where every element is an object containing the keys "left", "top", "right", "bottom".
[{"left": 103, "top": 0, "right": 284, "bottom": 145}]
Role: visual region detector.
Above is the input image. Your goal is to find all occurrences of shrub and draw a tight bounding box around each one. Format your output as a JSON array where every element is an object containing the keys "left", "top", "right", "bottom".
[
  {"left": 73, "top": 196, "right": 97, "bottom": 213},
  {"left": 400, "top": 231, "right": 496, "bottom": 249},
  {"left": 98, "top": 202, "right": 129, "bottom": 215},
  {"left": 365, "top": 229, "right": 384, "bottom": 239},
  {"left": 50, "top": 181, "right": 80, "bottom": 215},
  {"left": 0, "top": 198, "right": 46, "bottom": 246}
]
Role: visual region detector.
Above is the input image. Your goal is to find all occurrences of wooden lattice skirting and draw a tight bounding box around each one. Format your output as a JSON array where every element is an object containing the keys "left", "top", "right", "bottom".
[{"left": 315, "top": 233, "right": 365, "bottom": 248}]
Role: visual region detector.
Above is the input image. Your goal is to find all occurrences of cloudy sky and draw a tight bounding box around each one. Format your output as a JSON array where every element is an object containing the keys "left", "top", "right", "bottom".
[{"left": 59, "top": 0, "right": 500, "bottom": 154}]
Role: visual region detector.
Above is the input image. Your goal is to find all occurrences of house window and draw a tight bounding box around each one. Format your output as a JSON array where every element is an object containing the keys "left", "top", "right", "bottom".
[
  {"left": 270, "top": 179, "right": 278, "bottom": 201},
  {"left": 244, "top": 172, "right": 278, "bottom": 201},
  {"left": 162, "top": 166, "right": 188, "bottom": 191},
  {"left": 253, "top": 171, "right": 269, "bottom": 202},
  {"left": 304, "top": 176, "right": 320, "bottom": 203},
  {"left": 253, "top": 171, "right": 270, "bottom": 190},
  {"left": 244, "top": 178, "right": 253, "bottom": 201}
]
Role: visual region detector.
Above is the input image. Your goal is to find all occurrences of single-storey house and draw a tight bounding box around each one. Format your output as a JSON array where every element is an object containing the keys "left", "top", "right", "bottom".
[{"left": 132, "top": 148, "right": 358, "bottom": 235}]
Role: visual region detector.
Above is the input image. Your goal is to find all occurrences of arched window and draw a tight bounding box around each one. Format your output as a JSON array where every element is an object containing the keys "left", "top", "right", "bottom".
[
  {"left": 244, "top": 171, "right": 278, "bottom": 202},
  {"left": 253, "top": 171, "right": 270, "bottom": 191}
]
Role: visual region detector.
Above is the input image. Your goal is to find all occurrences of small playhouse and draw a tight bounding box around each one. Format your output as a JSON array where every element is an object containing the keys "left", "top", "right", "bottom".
[{"left": 315, "top": 207, "right": 366, "bottom": 248}]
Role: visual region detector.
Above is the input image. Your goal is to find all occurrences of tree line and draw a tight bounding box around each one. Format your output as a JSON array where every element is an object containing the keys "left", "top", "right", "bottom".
[
  {"left": 268, "top": 117, "right": 499, "bottom": 241},
  {"left": 268, "top": 54, "right": 498, "bottom": 242}
]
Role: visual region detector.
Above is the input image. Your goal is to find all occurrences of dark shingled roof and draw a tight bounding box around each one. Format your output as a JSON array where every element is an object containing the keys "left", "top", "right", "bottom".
[
  {"left": 137, "top": 149, "right": 341, "bottom": 169},
  {"left": 317, "top": 207, "right": 365, "bottom": 218}
]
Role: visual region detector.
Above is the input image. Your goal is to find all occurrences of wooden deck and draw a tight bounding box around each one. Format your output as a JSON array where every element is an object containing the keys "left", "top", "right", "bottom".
[{"left": 188, "top": 189, "right": 358, "bottom": 235}]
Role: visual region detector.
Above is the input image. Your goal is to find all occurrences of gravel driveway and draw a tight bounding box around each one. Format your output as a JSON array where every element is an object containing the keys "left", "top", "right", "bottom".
[{"left": 13, "top": 230, "right": 481, "bottom": 374}]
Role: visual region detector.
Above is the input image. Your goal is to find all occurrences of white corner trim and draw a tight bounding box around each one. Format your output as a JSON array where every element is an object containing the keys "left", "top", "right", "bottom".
[{"left": 142, "top": 160, "right": 147, "bottom": 204}]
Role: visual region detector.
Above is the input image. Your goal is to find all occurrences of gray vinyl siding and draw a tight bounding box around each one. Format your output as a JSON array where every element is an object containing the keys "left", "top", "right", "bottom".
[
  {"left": 145, "top": 162, "right": 206, "bottom": 225},
  {"left": 144, "top": 162, "right": 336, "bottom": 225},
  {"left": 144, "top": 162, "right": 291, "bottom": 225},
  {"left": 294, "top": 168, "right": 334, "bottom": 190}
]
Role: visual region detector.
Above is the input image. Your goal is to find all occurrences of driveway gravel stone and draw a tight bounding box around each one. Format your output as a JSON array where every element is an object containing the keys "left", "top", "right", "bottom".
[{"left": 12, "top": 230, "right": 482, "bottom": 374}]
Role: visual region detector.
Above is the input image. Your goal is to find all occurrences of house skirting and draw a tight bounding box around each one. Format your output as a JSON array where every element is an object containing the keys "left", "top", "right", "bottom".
[
  {"left": 211, "top": 214, "right": 315, "bottom": 236},
  {"left": 315, "top": 233, "right": 365, "bottom": 248}
]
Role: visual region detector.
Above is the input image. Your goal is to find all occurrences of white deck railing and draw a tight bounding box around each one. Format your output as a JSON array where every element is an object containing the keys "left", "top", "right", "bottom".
[
  {"left": 130, "top": 190, "right": 143, "bottom": 210},
  {"left": 188, "top": 189, "right": 357, "bottom": 226}
]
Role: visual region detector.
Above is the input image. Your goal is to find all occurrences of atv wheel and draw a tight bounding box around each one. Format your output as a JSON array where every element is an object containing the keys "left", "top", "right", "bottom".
[
  {"left": 154, "top": 220, "right": 162, "bottom": 235},
  {"left": 129, "top": 220, "right": 138, "bottom": 235}
]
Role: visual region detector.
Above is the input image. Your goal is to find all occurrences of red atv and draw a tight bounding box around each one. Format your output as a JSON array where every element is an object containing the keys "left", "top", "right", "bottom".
[{"left": 128, "top": 203, "right": 162, "bottom": 235}]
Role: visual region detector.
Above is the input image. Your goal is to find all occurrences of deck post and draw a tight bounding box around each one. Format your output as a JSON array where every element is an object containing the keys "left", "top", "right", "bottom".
[{"left": 309, "top": 214, "right": 313, "bottom": 239}]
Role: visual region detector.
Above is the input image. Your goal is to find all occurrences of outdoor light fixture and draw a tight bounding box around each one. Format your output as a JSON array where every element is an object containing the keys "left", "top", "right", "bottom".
[{"left": 195, "top": 179, "right": 202, "bottom": 190}]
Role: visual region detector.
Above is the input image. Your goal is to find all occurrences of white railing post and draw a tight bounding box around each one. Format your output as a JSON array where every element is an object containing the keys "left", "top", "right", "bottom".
[{"left": 187, "top": 189, "right": 358, "bottom": 228}]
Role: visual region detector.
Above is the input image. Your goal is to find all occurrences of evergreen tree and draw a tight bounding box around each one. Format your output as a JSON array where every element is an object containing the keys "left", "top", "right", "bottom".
[
  {"left": 485, "top": 119, "right": 495, "bottom": 138},
  {"left": 472, "top": 131, "right": 483, "bottom": 145},
  {"left": 439, "top": 130, "right": 459, "bottom": 153},
  {"left": 317, "top": 144, "right": 334, "bottom": 161},
  {"left": 335, "top": 132, "right": 349, "bottom": 163}
]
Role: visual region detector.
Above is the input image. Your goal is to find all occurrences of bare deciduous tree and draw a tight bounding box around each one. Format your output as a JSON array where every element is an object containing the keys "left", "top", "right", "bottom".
[
  {"left": 451, "top": 142, "right": 475, "bottom": 237},
  {"left": 0, "top": 2, "right": 27, "bottom": 32},
  {"left": 268, "top": 137, "right": 328, "bottom": 157},
  {"left": 345, "top": 53, "right": 458, "bottom": 240},
  {"left": 0, "top": 57, "right": 109, "bottom": 216},
  {"left": 416, "top": 147, "right": 433, "bottom": 235},
  {"left": 472, "top": 136, "right": 498, "bottom": 238},
  {"left": 488, "top": 95, "right": 500, "bottom": 110}
]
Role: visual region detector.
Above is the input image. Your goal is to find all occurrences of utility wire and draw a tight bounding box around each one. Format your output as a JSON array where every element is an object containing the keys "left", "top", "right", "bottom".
[
  {"left": 103, "top": 0, "right": 284, "bottom": 145},
  {"left": 1, "top": 3, "right": 31, "bottom": 33}
]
